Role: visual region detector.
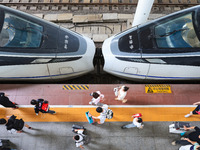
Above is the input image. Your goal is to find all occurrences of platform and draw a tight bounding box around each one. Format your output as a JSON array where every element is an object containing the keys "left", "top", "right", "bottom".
[
  {"left": 0, "top": 84, "right": 200, "bottom": 121},
  {"left": 0, "top": 84, "right": 200, "bottom": 149},
  {"left": 1, "top": 84, "right": 200, "bottom": 106}
]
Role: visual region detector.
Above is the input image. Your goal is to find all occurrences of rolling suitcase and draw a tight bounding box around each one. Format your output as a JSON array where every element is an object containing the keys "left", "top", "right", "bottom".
[
  {"left": 85, "top": 111, "right": 94, "bottom": 124},
  {"left": 72, "top": 124, "right": 86, "bottom": 134},
  {"left": 169, "top": 122, "right": 190, "bottom": 134}
]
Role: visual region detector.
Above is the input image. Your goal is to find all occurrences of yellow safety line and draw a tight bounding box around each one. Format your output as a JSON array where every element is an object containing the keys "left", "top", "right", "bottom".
[
  {"left": 70, "top": 85, "right": 76, "bottom": 90},
  {"left": 63, "top": 86, "right": 67, "bottom": 90},
  {"left": 82, "top": 85, "right": 89, "bottom": 90},
  {"left": 78, "top": 85, "right": 84, "bottom": 90},
  {"left": 74, "top": 85, "right": 80, "bottom": 90},
  {"left": 65, "top": 85, "right": 72, "bottom": 90},
  {"left": 0, "top": 107, "right": 198, "bottom": 122},
  {"left": 63, "top": 85, "right": 89, "bottom": 90}
]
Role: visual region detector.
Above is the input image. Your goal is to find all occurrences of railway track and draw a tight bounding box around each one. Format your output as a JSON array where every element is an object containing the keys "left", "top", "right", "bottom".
[
  {"left": 0, "top": 0, "right": 199, "bottom": 11},
  {"left": 1, "top": 0, "right": 199, "bottom": 5}
]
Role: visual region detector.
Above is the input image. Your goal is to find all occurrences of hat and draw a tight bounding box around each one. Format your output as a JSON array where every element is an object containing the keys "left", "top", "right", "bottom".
[
  {"left": 0, "top": 93, "right": 5, "bottom": 97},
  {"left": 30, "top": 99, "right": 37, "bottom": 105}
]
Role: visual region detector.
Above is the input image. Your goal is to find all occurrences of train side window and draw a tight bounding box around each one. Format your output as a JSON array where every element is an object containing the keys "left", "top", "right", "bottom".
[
  {"left": 0, "top": 12, "right": 43, "bottom": 48},
  {"left": 154, "top": 13, "right": 200, "bottom": 48}
]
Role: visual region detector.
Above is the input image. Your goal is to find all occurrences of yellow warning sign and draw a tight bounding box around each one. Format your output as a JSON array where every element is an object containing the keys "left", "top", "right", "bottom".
[
  {"left": 145, "top": 84, "right": 172, "bottom": 93},
  {"left": 63, "top": 85, "right": 89, "bottom": 90}
]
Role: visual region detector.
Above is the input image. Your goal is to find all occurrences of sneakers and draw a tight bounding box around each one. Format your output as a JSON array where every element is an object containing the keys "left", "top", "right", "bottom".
[
  {"left": 121, "top": 126, "right": 126, "bottom": 129},
  {"left": 185, "top": 114, "right": 191, "bottom": 118},
  {"left": 180, "top": 137, "right": 185, "bottom": 140},
  {"left": 13, "top": 107, "right": 19, "bottom": 109},
  {"left": 12, "top": 102, "right": 18, "bottom": 105},
  {"left": 171, "top": 141, "right": 176, "bottom": 146},
  {"left": 122, "top": 99, "right": 127, "bottom": 103}
]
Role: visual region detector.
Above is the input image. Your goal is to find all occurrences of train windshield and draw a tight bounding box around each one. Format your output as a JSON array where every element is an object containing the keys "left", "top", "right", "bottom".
[
  {"left": 0, "top": 12, "right": 43, "bottom": 48},
  {"left": 155, "top": 12, "right": 200, "bottom": 48}
]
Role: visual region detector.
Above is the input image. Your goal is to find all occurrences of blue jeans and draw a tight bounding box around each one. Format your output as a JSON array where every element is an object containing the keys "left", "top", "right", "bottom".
[{"left": 123, "top": 123, "right": 137, "bottom": 128}]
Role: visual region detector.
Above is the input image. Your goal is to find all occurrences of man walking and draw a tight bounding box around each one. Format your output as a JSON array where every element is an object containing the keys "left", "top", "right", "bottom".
[
  {"left": 30, "top": 99, "right": 56, "bottom": 115},
  {"left": 89, "top": 104, "right": 113, "bottom": 124},
  {"left": 121, "top": 113, "right": 144, "bottom": 129},
  {"left": 0, "top": 92, "right": 18, "bottom": 109},
  {"left": 185, "top": 101, "right": 200, "bottom": 118},
  {"left": 0, "top": 115, "right": 32, "bottom": 134}
]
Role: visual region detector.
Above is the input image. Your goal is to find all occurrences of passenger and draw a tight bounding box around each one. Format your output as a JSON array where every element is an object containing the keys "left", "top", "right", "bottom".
[
  {"left": 30, "top": 99, "right": 56, "bottom": 115},
  {"left": 89, "top": 91, "right": 104, "bottom": 106},
  {"left": 88, "top": 104, "right": 113, "bottom": 124},
  {"left": 72, "top": 127, "right": 87, "bottom": 149},
  {"left": 114, "top": 85, "right": 129, "bottom": 103},
  {"left": 179, "top": 143, "right": 200, "bottom": 150},
  {"left": 0, "top": 115, "right": 32, "bottom": 134},
  {"left": 121, "top": 113, "right": 144, "bottom": 129},
  {"left": 172, "top": 126, "right": 200, "bottom": 146},
  {"left": 0, "top": 92, "right": 18, "bottom": 109},
  {"left": 185, "top": 101, "right": 200, "bottom": 118}
]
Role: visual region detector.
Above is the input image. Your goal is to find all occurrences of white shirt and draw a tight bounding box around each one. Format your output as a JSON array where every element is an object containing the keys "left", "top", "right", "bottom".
[
  {"left": 75, "top": 130, "right": 84, "bottom": 148},
  {"left": 97, "top": 104, "right": 108, "bottom": 124},
  {"left": 179, "top": 143, "right": 199, "bottom": 150},
  {"left": 117, "top": 86, "right": 127, "bottom": 100},
  {"left": 133, "top": 118, "right": 143, "bottom": 128},
  {"left": 91, "top": 91, "right": 104, "bottom": 105}
]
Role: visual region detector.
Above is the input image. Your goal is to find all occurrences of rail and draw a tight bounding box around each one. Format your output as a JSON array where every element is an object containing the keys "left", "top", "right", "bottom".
[{"left": 0, "top": 0, "right": 199, "bottom": 6}]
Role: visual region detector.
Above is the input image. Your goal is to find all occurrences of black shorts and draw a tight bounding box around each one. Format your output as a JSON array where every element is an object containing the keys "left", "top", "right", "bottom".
[{"left": 192, "top": 105, "right": 200, "bottom": 114}]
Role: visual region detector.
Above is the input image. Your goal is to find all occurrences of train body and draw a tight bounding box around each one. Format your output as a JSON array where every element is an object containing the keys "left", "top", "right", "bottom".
[
  {"left": 0, "top": 5, "right": 95, "bottom": 81},
  {"left": 102, "top": 5, "right": 200, "bottom": 81}
]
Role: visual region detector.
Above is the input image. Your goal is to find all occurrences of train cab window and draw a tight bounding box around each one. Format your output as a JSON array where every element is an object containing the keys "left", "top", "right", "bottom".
[
  {"left": 0, "top": 12, "right": 43, "bottom": 48},
  {"left": 154, "top": 13, "right": 200, "bottom": 48}
]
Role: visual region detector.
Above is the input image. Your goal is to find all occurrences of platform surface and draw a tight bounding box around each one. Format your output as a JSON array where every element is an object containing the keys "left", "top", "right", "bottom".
[
  {"left": 0, "top": 84, "right": 199, "bottom": 150},
  {"left": 1, "top": 84, "right": 199, "bottom": 105}
]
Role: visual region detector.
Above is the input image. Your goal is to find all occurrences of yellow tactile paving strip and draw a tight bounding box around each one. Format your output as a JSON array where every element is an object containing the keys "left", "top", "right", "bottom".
[
  {"left": 63, "top": 85, "right": 89, "bottom": 90},
  {"left": 0, "top": 107, "right": 199, "bottom": 122}
]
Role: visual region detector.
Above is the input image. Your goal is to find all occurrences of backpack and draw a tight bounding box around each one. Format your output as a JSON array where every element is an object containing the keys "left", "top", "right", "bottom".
[
  {"left": 13, "top": 119, "right": 24, "bottom": 131},
  {"left": 41, "top": 103, "right": 49, "bottom": 111},
  {"left": 106, "top": 109, "right": 113, "bottom": 119},
  {"left": 6, "top": 115, "right": 24, "bottom": 131}
]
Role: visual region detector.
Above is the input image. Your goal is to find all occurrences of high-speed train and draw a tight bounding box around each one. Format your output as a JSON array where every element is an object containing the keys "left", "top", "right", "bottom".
[
  {"left": 0, "top": 5, "right": 95, "bottom": 81},
  {"left": 102, "top": 5, "right": 200, "bottom": 81}
]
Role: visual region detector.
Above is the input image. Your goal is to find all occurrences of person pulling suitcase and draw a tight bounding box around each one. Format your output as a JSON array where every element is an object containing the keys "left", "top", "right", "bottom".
[{"left": 72, "top": 124, "right": 89, "bottom": 149}]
